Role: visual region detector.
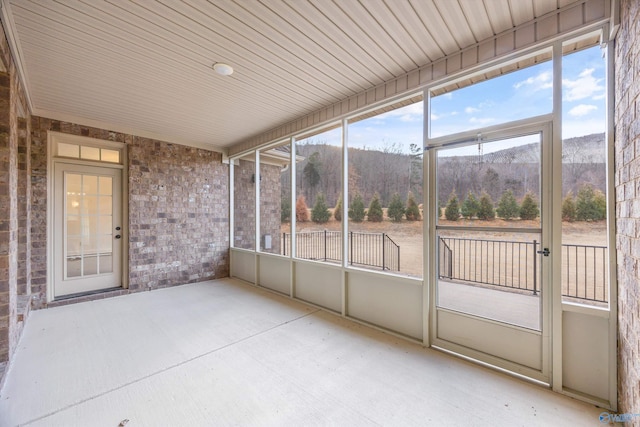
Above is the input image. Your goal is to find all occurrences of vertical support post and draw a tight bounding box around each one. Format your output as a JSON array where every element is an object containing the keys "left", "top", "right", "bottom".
[
  {"left": 324, "top": 229, "right": 327, "bottom": 262},
  {"left": 382, "top": 233, "right": 386, "bottom": 270},
  {"left": 533, "top": 240, "right": 538, "bottom": 295},
  {"left": 290, "top": 137, "right": 296, "bottom": 298},
  {"left": 350, "top": 231, "right": 353, "bottom": 265}
]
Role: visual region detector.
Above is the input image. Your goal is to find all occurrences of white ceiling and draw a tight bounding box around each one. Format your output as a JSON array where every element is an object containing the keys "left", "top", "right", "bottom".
[{"left": 1, "top": 0, "right": 583, "bottom": 152}]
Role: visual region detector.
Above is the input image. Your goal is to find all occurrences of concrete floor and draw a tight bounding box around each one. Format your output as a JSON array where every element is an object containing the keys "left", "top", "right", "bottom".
[
  {"left": 438, "top": 280, "right": 541, "bottom": 330},
  {"left": 0, "top": 278, "right": 604, "bottom": 426}
]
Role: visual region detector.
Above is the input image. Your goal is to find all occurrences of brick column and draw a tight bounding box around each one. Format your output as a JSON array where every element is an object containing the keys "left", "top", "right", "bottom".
[
  {"left": 615, "top": 0, "right": 640, "bottom": 418},
  {"left": 0, "top": 70, "right": 17, "bottom": 371}
]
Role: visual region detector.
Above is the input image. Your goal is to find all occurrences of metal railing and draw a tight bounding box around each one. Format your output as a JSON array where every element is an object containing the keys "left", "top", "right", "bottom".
[
  {"left": 283, "top": 230, "right": 342, "bottom": 263},
  {"left": 438, "top": 237, "right": 608, "bottom": 303},
  {"left": 283, "top": 230, "right": 400, "bottom": 271},
  {"left": 562, "top": 243, "right": 608, "bottom": 303},
  {"left": 438, "top": 237, "right": 538, "bottom": 294}
]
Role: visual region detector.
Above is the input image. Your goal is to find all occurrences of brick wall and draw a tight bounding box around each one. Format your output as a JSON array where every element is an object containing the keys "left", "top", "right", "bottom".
[
  {"left": 0, "top": 70, "right": 12, "bottom": 374},
  {"left": 30, "top": 118, "right": 230, "bottom": 307},
  {"left": 128, "top": 138, "right": 229, "bottom": 290},
  {"left": 29, "top": 118, "right": 47, "bottom": 309},
  {"left": 615, "top": 0, "right": 640, "bottom": 418},
  {"left": 0, "top": 20, "right": 32, "bottom": 383}
]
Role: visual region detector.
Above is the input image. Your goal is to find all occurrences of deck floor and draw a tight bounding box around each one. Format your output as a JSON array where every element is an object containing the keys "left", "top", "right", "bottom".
[{"left": 0, "top": 278, "right": 602, "bottom": 426}]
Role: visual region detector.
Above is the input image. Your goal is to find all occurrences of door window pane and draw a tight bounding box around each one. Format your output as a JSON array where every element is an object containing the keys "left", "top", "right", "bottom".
[
  {"left": 67, "top": 257, "right": 81, "bottom": 278},
  {"left": 82, "top": 196, "right": 98, "bottom": 214},
  {"left": 99, "top": 254, "right": 113, "bottom": 274},
  {"left": 67, "top": 174, "right": 82, "bottom": 194},
  {"left": 83, "top": 175, "right": 98, "bottom": 195},
  {"left": 65, "top": 172, "right": 114, "bottom": 279},
  {"left": 58, "top": 143, "right": 79, "bottom": 158},
  {"left": 99, "top": 235, "right": 112, "bottom": 257},
  {"left": 83, "top": 256, "right": 98, "bottom": 275},
  {"left": 99, "top": 216, "right": 112, "bottom": 234},
  {"left": 437, "top": 135, "right": 541, "bottom": 229},
  {"left": 67, "top": 216, "right": 81, "bottom": 235},
  {"left": 66, "top": 196, "right": 80, "bottom": 216},
  {"left": 81, "top": 146, "right": 100, "bottom": 161},
  {"left": 436, "top": 134, "right": 542, "bottom": 330},
  {"left": 99, "top": 196, "right": 112, "bottom": 215},
  {"left": 101, "top": 149, "right": 120, "bottom": 163},
  {"left": 67, "top": 236, "right": 81, "bottom": 257},
  {"left": 99, "top": 176, "right": 113, "bottom": 195}
]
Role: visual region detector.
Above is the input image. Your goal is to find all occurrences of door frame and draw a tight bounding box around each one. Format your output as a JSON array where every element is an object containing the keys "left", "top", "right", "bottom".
[
  {"left": 426, "top": 116, "right": 553, "bottom": 384},
  {"left": 47, "top": 131, "right": 129, "bottom": 302}
]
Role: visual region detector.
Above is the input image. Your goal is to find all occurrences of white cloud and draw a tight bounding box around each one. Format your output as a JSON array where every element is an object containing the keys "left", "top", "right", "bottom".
[
  {"left": 469, "top": 117, "right": 495, "bottom": 125},
  {"left": 568, "top": 104, "right": 597, "bottom": 117},
  {"left": 562, "top": 68, "right": 605, "bottom": 101},
  {"left": 377, "top": 102, "right": 423, "bottom": 122},
  {"left": 431, "top": 113, "right": 441, "bottom": 121},
  {"left": 514, "top": 71, "right": 553, "bottom": 91},
  {"left": 465, "top": 106, "right": 480, "bottom": 114}
]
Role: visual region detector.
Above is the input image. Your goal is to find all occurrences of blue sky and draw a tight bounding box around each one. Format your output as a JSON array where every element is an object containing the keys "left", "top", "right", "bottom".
[{"left": 300, "top": 45, "right": 606, "bottom": 153}]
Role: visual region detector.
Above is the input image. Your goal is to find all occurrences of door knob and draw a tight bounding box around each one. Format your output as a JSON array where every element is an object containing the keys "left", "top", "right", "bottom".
[{"left": 115, "top": 235, "right": 121, "bottom": 239}]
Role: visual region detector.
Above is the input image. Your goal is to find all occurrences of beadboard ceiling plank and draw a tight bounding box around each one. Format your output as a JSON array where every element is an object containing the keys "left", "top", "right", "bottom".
[
  {"left": 409, "top": 0, "right": 461, "bottom": 55},
  {"left": 208, "top": 0, "right": 369, "bottom": 93},
  {"left": 458, "top": 0, "right": 495, "bottom": 42},
  {"left": 308, "top": 0, "right": 407, "bottom": 76},
  {"left": 534, "top": 0, "right": 560, "bottom": 16},
  {"left": 14, "top": 15, "right": 313, "bottom": 117},
  {"left": 331, "top": 0, "right": 418, "bottom": 72},
  {"left": 509, "top": 0, "right": 536, "bottom": 26},
  {"left": 163, "top": 0, "right": 354, "bottom": 100},
  {"left": 269, "top": 0, "right": 392, "bottom": 85},
  {"left": 362, "top": 0, "right": 432, "bottom": 64},
  {"left": 434, "top": 0, "right": 477, "bottom": 47},
  {"left": 484, "top": 0, "right": 516, "bottom": 34},
  {"left": 145, "top": 0, "right": 342, "bottom": 106}
]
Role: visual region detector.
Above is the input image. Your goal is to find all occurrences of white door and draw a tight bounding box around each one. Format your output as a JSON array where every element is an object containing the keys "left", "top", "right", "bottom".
[
  {"left": 54, "top": 162, "right": 123, "bottom": 297},
  {"left": 430, "top": 122, "right": 551, "bottom": 383}
]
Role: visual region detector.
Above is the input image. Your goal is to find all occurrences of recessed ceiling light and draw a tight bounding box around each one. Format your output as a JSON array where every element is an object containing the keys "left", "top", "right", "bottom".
[{"left": 212, "top": 62, "right": 234, "bottom": 76}]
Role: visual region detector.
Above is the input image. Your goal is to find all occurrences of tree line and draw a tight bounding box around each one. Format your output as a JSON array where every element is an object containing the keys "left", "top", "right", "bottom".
[
  {"left": 279, "top": 133, "right": 606, "bottom": 221},
  {"left": 442, "top": 183, "right": 606, "bottom": 222},
  {"left": 282, "top": 191, "right": 421, "bottom": 224},
  {"left": 280, "top": 141, "right": 423, "bottom": 210}
]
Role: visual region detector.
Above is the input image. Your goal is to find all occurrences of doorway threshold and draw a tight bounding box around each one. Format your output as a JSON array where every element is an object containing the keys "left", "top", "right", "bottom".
[{"left": 49, "top": 287, "right": 127, "bottom": 308}]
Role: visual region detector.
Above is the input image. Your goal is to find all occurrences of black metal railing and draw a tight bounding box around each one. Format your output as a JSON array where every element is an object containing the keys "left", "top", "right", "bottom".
[
  {"left": 438, "top": 237, "right": 538, "bottom": 294},
  {"left": 438, "top": 237, "right": 608, "bottom": 303},
  {"left": 562, "top": 243, "right": 608, "bottom": 303},
  {"left": 283, "top": 231, "right": 400, "bottom": 271}
]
